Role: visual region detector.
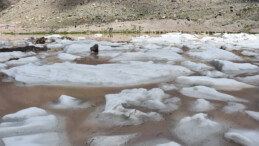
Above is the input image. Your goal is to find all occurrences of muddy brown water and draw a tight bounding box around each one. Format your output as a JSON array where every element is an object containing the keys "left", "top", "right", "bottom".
[
  {"left": 0, "top": 34, "right": 259, "bottom": 146},
  {"left": 1, "top": 71, "right": 258, "bottom": 146}
]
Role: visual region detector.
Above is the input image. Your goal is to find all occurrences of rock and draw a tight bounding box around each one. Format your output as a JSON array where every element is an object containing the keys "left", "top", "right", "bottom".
[
  {"left": 220, "top": 45, "right": 227, "bottom": 50},
  {"left": 35, "top": 37, "right": 47, "bottom": 44},
  {"left": 90, "top": 44, "right": 99, "bottom": 53},
  {"left": 0, "top": 46, "right": 48, "bottom": 53},
  {"left": 181, "top": 45, "right": 190, "bottom": 51}
]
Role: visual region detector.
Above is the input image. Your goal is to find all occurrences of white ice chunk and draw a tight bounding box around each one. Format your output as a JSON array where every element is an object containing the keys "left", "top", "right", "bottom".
[
  {"left": 172, "top": 113, "right": 223, "bottom": 146},
  {"left": 241, "top": 50, "right": 258, "bottom": 57},
  {"left": 0, "top": 107, "right": 67, "bottom": 146},
  {"left": 2, "top": 107, "right": 47, "bottom": 121},
  {"left": 2, "top": 62, "right": 192, "bottom": 86},
  {"left": 156, "top": 141, "right": 181, "bottom": 146},
  {"left": 0, "top": 63, "right": 7, "bottom": 70},
  {"left": 94, "top": 34, "right": 103, "bottom": 38},
  {"left": 181, "top": 61, "right": 212, "bottom": 72},
  {"left": 237, "top": 75, "right": 259, "bottom": 86},
  {"left": 2, "top": 132, "right": 60, "bottom": 146},
  {"left": 48, "top": 95, "right": 92, "bottom": 109},
  {"left": 188, "top": 48, "right": 242, "bottom": 61},
  {"left": 224, "top": 129, "right": 259, "bottom": 146},
  {"left": 159, "top": 83, "right": 178, "bottom": 91},
  {"left": 210, "top": 60, "right": 259, "bottom": 72},
  {"left": 0, "top": 51, "right": 35, "bottom": 63},
  {"left": 111, "top": 49, "right": 184, "bottom": 62},
  {"left": 201, "top": 70, "right": 226, "bottom": 78},
  {"left": 190, "top": 99, "right": 214, "bottom": 112},
  {"left": 64, "top": 43, "right": 92, "bottom": 54},
  {"left": 47, "top": 43, "right": 64, "bottom": 49},
  {"left": 86, "top": 133, "right": 138, "bottom": 146},
  {"left": 175, "top": 76, "right": 253, "bottom": 91},
  {"left": 102, "top": 88, "right": 180, "bottom": 126},
  {"left": 222, "top": 102, "right": 246, "bottom": 114},
  {"left": 57, "top": 53, "right": 80, "bottom": 61},
  {"left": 245, "top": 111, "right": 259, "bottom": 121},
  {"left": 180, "top": 86, "right": 247, "bottom": 102},
  {"left": 5, "top": 56, "right": 39, "bottom": 66}
]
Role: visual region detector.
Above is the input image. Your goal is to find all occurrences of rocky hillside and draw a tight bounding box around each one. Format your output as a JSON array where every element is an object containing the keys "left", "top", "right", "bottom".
[{"left": 0, "top": 0, "right": 258, "bottom": 32}]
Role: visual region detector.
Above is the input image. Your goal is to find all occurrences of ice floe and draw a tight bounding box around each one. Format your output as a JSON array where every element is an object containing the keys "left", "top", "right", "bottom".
[
  {"left": 181, "top": 60, "right": 213, "bottom": 72},
  {"left": 222, "top": 102, "right": 246, "bottom": 114},
  {"left": 201, "top": 70, "right": 226, "bottom": 78},
  {"left": 241, "top": 50, "right": 258, "bottom": 57},
  {"left": 187, "top": 48, "right": 242, "bottom": 61},
  {"left": 47, "top": 95, "right": 92, "bottom": 109},
  {"left": 172, "top": 113, "right": 224, "bottom": 146},
  {"left": 237, "top": 75, "right": 259, "bottom": 86},
  {"left": 224, "top": 129, "right": 259, "bottom": 146},
  {"left": 175, "top": 76, "right": 253, "bottom": 91},
  {"left": 180, "top": 86, "right": 247, "bottom": 102},
  {"left": 210, "top": 60, "right": 259, "bottom": 74},
  {"left": 2, "top": 62, "right": 192, "bottom": 86},
  {"left": 100, "top": 88, "right": 180, "bottom": 126},
  {"left": 0, "top": 51, "right": 35, "bottom": 63},
  {"left": 5, "top": 56, "right": 39, "bottom": 66},
  {"left": 190, "top": 99, "right": 214, "bottom": 112},
  {"left": 159, "top": 83, "right": 178, "bottom": 91},
  {"left": 245, "top": 111, "right": 259, "bottom": 121},
  {"left": 0, "top": 107, "right": 69, "bottom": 146},
  {"left": 86, "top": 133, "right": 138, "bottom": 146},
  {"left": 111, "top": 49, "right": 184, "bottom": 62},
  {"left": 57, "top": 53, "right": 80, "bottom": 61}
]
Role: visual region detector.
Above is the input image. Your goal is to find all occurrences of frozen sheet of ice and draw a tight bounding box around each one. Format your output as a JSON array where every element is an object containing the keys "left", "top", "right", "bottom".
[
  {"left": 57, "top": 53, "right": 80, "bottom": 61},
  {"left": 0, "top": 107, "right": 68, "bottom": 146},
  {"left": 2, "top": 62, "right": 192, "bottom": 86},
  {"left": 86, "top": 133, "right": 138, "bottom": 146},
  {"left": 5, "top": 56, "right": 39, "bottom": 66},
  {"left": 172, "top": 113, "right": 223, "bottom": 146},
  {"left": 0, "top": 63, "right": 6, "bottom": 71},
  {"left": 63, "top": 41, "right": 132, "bottom": 54},
  {"left": 188, "top": 48, "right": 242, "bottom": 61},
  {"left": 111, "top": 49, "right": 185, "bottom": 62},
  {"left": 0, "top": 51, "right": 35, "bottom": 63},
  {"left": 222, "top": 102, "right": 246, "bottom": 114},
  {"left": 190, "top": 99, "right": 214, "bottom": 112},
  {"left": 47, "top": 95, "right": 92, "bottom": 109},
  {"left": 224, "top": 129, "right": 259, "bottom": 146},
  {"left": 180, "top": 86, "right": 247, "bottom": 102},
  {"left": 245, "top": 111, "right": 259, "bottom": 121},
  {"left": 156, "top": 141, "right": 181, "bottom": 146},
  {"left": 181, "top": 61, "right": 213, "bottom": 72},
  {"left": 102, "top": 88, "right": 180, "bottom": 125},
  {"left": 175, "top": 76, "right": 253, "bottom": 91}
]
